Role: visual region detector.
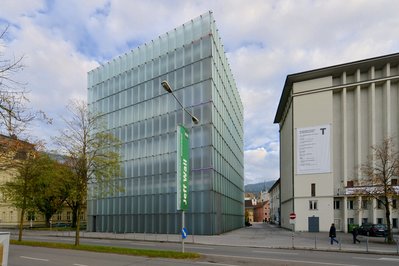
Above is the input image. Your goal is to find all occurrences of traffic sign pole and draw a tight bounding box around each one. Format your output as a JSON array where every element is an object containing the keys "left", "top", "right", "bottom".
[
  {"left": 182, "top": 210, "right": 185, "bottom": 253},
  {"left": 289, "top": 212, "right": 296, "bottom": 248}
]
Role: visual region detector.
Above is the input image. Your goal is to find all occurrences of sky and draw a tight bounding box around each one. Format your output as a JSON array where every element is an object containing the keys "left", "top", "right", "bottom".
[{"left": 1, "top": 0, "right": 399, "bottom": 185}]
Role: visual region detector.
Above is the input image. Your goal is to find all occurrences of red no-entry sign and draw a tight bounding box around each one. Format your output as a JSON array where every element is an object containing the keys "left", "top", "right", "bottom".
[{"left": 290, "top": 213, "right": 296, "bottom": 219}]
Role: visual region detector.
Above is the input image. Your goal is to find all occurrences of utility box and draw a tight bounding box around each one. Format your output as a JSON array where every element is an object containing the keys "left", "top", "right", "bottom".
[{"left": 0, "top": 232, "right": 10, "bottom": 266}]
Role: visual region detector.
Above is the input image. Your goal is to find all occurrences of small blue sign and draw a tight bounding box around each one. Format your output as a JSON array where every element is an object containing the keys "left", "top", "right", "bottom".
[{"left": 181, "top": 228, "right": 188, "bottom": 239}]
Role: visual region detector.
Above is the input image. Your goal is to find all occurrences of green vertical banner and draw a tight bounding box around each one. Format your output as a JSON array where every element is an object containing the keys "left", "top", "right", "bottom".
[{"left": 177, "top": 125, "right": 190, "bottom": 211}]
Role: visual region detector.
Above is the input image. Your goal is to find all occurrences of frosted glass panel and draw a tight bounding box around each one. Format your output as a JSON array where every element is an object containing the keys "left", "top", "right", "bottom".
[{"left": 87, "top": 11, "right": 243, "bottom": 235}]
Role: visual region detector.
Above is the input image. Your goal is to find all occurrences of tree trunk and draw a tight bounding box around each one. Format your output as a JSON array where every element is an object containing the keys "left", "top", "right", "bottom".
[
  {"left": 72, "top": 209, "right": 77, "bottom": 228},
  {"left": 385, "top": 204, "right": 393, "bottom": 243},
  {"left": 18, "top": 207, "right": 25, "bottom": 242},
  {"left": 45, "top": 213, "right": 52, "bottom": 228},
  {"left": 71, "top": 202, "right": 79, "bottom": 228},
  {"left": 74, "top": 206, "right": 81, "bottom": 246}
]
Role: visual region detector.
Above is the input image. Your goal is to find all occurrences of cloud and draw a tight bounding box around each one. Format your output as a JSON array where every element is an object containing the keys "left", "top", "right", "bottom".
[
  {"left": 2, "top": 14, "right": 99, "bottom": 143},
  {"left": 0, "top": 0, "right": 44, "bottom": 24},
  {"left": 244, "top": 145, "right": 279, "bottom": 184},
  {"left": 1, "top": 0, "right": 399, "bottom": 184}
]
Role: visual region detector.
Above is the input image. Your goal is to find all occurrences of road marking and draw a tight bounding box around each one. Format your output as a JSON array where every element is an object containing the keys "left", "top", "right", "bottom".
[
  {"left": 252, "top": 250, "right": 298, "bottom": 255},
  {"left": 20, "top": 256, "right": 49, "bottom": 261},
  {"left": 353, "top": 256, "right": 399, "bottom": 262},
  {"left": 197, "top": 262, "right": 238, "bottom": 266},
  {"left": 379, "top": 258, "right": 399, "bottom": 262},
  {"left": 352, "top": 257, "right": 372, "bottom": 260},
  {"left": 202, "top": 253, "right": 360, "bottom": 266}
]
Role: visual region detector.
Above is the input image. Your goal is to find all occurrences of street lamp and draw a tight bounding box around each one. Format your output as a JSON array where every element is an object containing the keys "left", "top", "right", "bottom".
[
  {"left": 161, "top": 80, "right": 199, "bottom": 124},
  {"left": 161, "top": 80, "right": 199, "bottom": 253}
]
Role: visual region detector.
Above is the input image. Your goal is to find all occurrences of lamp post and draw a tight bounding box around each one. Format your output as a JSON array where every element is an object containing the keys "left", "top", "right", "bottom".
[
  {"left": 161, "top": 80, "right": 199, "bottom": 253},
  {"left": 161, "top": 81, "right": 199, "bottom": 124}
]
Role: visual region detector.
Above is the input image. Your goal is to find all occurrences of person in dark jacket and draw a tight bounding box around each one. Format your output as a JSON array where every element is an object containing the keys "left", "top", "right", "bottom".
[
  {"left": 329, "top": 223, "right": 339, "bottom": 245},
  {"left": 352, "top": 227, "right": 360, "bottom": 244}
]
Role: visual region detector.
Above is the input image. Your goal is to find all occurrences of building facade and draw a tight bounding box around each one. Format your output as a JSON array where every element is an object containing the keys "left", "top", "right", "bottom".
[
  {"left": 87, "top": 12, "right": 244, "bottom": 235},
  {"left": 268, "top": 178, "right": 280, "bottom": 225},
  {"left": 245, "top": 199, "right": 254, "bottom": 223},
  {"left": 0, "top": 135, "right": 84, "bottom": 228},
  {"left": 274, "top": 53, "right": 399, "bottom": 232},
  {"left": 254, "top": 201, "right": 268, "bottom": 222}
]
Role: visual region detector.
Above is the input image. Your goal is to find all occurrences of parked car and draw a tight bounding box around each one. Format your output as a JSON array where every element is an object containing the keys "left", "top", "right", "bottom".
[{"left": 358, "top": 223, "right": 387, "bottom": 237}]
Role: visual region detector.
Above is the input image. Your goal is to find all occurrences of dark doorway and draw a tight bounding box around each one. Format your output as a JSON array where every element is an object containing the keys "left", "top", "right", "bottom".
[{"left": 308, "top": 216, "right": 319, "bottom": 232}]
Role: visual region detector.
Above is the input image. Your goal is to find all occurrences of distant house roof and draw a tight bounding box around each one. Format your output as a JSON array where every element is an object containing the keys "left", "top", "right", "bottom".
[
  {"left": 268, "top": 178, "right": 280, "bottom": 193},
  {"left": 0, "top": 134, "right": 35, "bottom": 160},
  {"left": 0, "top": 134, "right": 33, "bottom": 148},
  {"left": 245, "top": 199, "right": 254, "bottom": 208}
]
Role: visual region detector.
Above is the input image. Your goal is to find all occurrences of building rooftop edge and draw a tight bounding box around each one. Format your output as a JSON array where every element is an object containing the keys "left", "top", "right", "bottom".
[{"left": 274, "top": 52, "right": 399, "bottom": 124}]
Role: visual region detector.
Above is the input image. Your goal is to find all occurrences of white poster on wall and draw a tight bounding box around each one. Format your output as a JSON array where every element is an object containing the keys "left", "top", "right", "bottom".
[{"left": 296, "top": 125, "right": 331, "bottom": 175}]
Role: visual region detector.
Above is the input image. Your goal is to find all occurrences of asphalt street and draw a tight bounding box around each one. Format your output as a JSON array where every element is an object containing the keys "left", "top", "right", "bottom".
[
  {"left": 9, "top": 243, "right": 399, "bottom": 266},
  {"left": 5, "top": 222, "right": 399, "bottom": 265}
]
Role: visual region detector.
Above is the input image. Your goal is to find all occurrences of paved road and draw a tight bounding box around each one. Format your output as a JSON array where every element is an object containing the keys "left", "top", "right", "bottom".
[
  {"left": 10, "top": 245, "right": 194, "bottom": 266},
  {"left": 9, "top": 242, "right": 399, "bottom": 266},
  {"left": 5, "top": 222, "right": 399, "bottom": 266}
]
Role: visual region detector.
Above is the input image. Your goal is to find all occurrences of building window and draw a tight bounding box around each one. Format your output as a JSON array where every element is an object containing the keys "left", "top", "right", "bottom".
[
  {"left": 348, "top": 218, "right": 354, "bottom": 225},
  {"left": 362, "top": 200, "right": 368, "bottom": 209},
  {"left": 27, "top": 211, "right": 35, "bottom": 221},
  {"left": 392, "top": 179, "right": 398, "bottom": 186},
  {"left": 9, "top": 211, "right": 13, "bottom": 221},
  {"left": 67, "top": 212, "right": 71, "bottom": 221},
  {"left": 362, "top": 218, "right": 368, "bottom": 225},
  {"left": 347, "top": 200, "right": 354, "bottom": 210},
  {"left": 377, "top": 218, "right": 383, "bottom": 224},
  {"left": 393, "top": 219, "right": 398, "bottom": 229},
  {"left": 57, "top": 212, "right": 62, "bottom": 221},
  {"left": 347, "top": 181, "right": 354, "bottom": 188},
  {"left": 311, "top": 183, "right": 316, "bottom": 197},
  {"left": 334, "top": 200, "right": 340, "bottom": 210},
  {"left": 309, "top": 200, "right": 318, "bottom": 210},
  {"left": 393, "top": 199, "right": 397, "bottom": 209}
]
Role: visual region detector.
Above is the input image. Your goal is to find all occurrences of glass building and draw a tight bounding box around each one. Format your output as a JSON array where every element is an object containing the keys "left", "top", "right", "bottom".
[{"left": 87, "top": 11, "right": 244, "bottom": 235}]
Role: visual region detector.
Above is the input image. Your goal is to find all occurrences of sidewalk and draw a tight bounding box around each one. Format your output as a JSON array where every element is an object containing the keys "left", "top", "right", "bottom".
[{"left": 12, "top": 222, "right": 399, "bottom": 255}]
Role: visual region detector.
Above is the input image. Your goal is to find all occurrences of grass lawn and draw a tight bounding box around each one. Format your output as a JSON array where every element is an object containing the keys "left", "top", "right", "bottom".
[{"left": 11, "top": 239, "right": 200, "bottom": 259}]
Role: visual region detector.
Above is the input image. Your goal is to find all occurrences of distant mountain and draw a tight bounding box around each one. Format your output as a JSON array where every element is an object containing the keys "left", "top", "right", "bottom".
[{"left": 245, "top": 180, "right": 277, "bottom": 193}]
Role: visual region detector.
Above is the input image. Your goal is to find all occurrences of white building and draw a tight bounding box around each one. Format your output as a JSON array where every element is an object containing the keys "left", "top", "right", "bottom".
[
  {"left": 274, "top": 53, "right": 399, "bottom": 232},
  {"left": 268, "top": 178, "right": 280, "bottom": 225}
]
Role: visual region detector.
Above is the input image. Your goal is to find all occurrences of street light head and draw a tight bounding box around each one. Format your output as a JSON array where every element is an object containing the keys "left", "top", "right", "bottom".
[
  {"left": 161, "top": 80, "right": 173, "bottom": 93},
  {"left": 191, "top": 115, "right": 200, "bottom": 124}
]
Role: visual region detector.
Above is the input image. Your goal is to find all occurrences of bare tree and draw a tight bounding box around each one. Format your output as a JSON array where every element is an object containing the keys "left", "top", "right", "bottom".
[
  {"left": 54, "top": 99, "right": 121, "bottom": 246},
  {"left": 0, "top": 25, "right": 52, "bottom": 139},
  {"left": 356, "top": 138, "right": 399, "bottom": 243},
  {"left": 0, "top": 26, "right": 32, "bottom": 135}
]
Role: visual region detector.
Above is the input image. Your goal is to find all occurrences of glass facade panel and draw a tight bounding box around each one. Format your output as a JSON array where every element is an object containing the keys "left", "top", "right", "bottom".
[{"left": 87, "top": 11, "right": 243, "bottom": 235}]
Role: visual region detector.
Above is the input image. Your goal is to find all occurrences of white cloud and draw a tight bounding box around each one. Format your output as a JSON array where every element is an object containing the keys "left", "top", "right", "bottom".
[
  {"left": 244, "top": 146, "right": 279, "bottom": 184},
  {"left": 1, "top": 0, "right": 399, "bottom": 184},
  {"left": 3, "top": 15, "right": 99, "bottom": 143},
  {"left": 0, "top": 0, "right": 44, "bottom": 23}
]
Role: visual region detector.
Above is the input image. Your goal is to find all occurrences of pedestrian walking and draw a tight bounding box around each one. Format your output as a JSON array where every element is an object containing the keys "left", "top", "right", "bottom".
[
  {"left": 329, "top": 223, "right": 339, "bottom": 245},
  {"left": 352, "top": 227, "right": 360, "bottom": 244}
]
